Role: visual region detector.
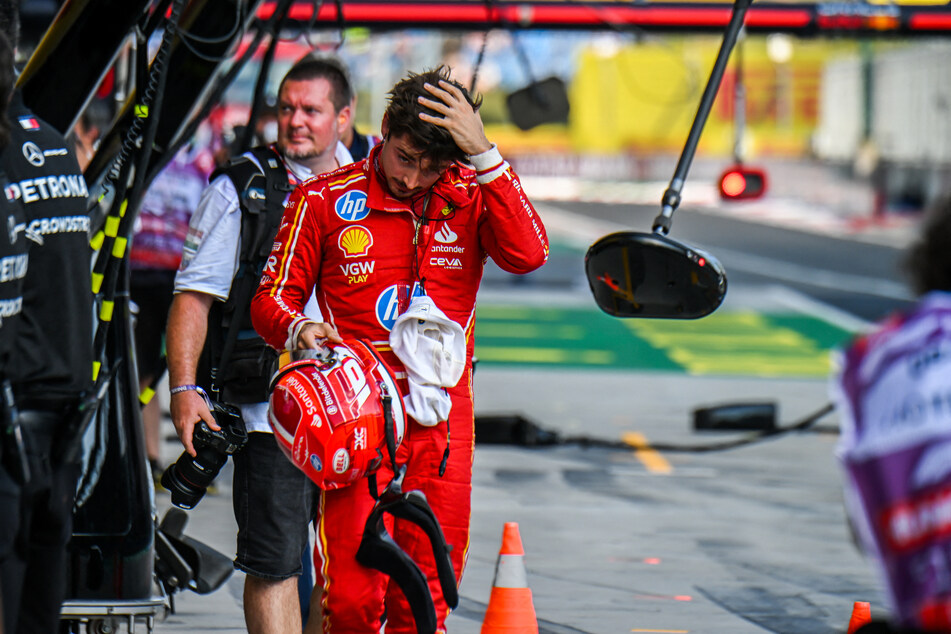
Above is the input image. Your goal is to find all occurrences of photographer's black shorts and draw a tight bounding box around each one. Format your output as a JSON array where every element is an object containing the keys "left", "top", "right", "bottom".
[{"left": 232, "top": 432, "right": 318, "bottom": 579}]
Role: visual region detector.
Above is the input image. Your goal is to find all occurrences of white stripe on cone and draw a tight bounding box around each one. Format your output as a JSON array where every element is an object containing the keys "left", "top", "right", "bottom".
[{"left": 492, "top": 554, "right": 528, "bottom": 588}]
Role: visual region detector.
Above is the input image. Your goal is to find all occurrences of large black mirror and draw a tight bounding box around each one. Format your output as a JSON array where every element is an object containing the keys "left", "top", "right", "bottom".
[
  {"left": 505, "top": 77, "right": 570, "bottom": 131},
  {"left": 584, "top": 232, "right": 727, "bottom": 319},
  {"left": 584, "top": 0, "right": 750, "bottom": 320}
]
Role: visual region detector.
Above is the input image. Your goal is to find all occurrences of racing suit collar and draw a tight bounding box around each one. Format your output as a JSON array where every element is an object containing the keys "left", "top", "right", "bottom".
[{"left": 366, "top": 144, "right": 473, "bottom": 215}]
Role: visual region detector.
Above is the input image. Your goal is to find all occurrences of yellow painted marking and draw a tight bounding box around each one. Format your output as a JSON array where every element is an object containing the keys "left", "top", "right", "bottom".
[
  {"left": 92, "top": 361, "right": 101, "bottom": 381},
  {"left": 628, "top": 312, "right": 764, "bottom": 332},
  {"left": 100, "top": 300, "right": 114, "bottom": 322},
  {"left": 90, "top": 230, "right": 104, "bottom": 251},
  {"left": 475, "top": 346, "right": 613, "bottom": 365},
  {"left": 670, "top": 352, "right": 832, "bottom": 377},
  {"left": 112, "top": 236, "right": 127, "bottom": 258},
  {"left": 622, "top": 432, "right": 672, "bottom": 474},
  {"left": 91, "top": 272, "right": 103, "bottom": 294},
  {"left": 477, "top": 305, "right": 561, "bottom": 321},
  {"left": 578, "top": 350, "right": 613, "bottom": 364},
  {"left": 119, "top": 199, "right": 128, "bottom": 217},
  {"left": 631, "top": 331, "right": 807, "bottom": 348},
  {"left": 139, "top": 386, "right": 155, "bottom": 405},
  {"left": 476, "top": 323, "right": 585, "bottom": 340},
  {"left": 135, "top": 104, "right": 149, "bottom": 118},
  {"left": 627, "top": 311, "right": 829, "bottom": 377}
]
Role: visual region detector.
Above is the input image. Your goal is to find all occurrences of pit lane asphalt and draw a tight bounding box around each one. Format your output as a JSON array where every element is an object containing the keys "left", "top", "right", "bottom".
[
  {"left": 150, "top": 193, "right": 912, "bottom": 633},
  {"left": 151, "top": 295, "right": 883, "bottom": 634}
]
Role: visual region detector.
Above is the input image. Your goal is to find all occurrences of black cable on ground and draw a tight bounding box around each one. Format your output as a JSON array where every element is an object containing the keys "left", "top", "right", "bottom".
[
  {"left": 567, "top": 403, "right": 836, "bottom": 454},
  {"left": 476, "top": 402, "right": 837, "bottom": 454}
]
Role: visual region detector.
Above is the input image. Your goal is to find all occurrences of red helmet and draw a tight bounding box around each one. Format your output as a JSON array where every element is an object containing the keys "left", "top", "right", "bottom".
[{"left": 267, "top": 339, "right": 406, "bottom": 490}]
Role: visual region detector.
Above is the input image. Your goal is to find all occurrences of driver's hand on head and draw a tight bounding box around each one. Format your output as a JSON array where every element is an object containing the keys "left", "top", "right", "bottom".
[
  {"left": 170, "top": 390, "right": 219, "bottom": 458},
  {"left": 297, "top": 322, "right": 342, "bottom": 350},
  {"left": 417, "top": 80, "right": 492, "bottom": 157}
]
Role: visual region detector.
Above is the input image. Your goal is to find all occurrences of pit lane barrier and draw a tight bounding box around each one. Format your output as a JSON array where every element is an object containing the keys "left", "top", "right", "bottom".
[{"left": 481, "top": 522, "right": 538, "bottom": 633}]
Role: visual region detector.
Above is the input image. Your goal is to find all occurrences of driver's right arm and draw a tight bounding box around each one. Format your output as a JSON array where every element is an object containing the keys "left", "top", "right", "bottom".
[{"left": 166, "top": 290, "right": 219, "bottom": 457}]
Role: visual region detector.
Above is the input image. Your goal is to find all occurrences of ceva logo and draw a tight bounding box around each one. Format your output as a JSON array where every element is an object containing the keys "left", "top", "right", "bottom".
[{"left": 334, "top": 190, "right": 370, "bottom": 222}]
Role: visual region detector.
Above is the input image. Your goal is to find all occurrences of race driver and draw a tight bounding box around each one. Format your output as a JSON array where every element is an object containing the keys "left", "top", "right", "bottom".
[{"left": 251, "top": 66, "right": 548, "bottom": 632}]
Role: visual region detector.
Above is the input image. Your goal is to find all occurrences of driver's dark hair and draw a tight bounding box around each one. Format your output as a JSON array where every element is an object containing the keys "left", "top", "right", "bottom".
[
  {"left": 384, "top": 66, "right": 482, "bottom": 166},
  {"left": 278, "top": 54, "right": 353, "bottom": 114},
  {"left": 904, "top": 194, "right": 951, "bottom": 295}
]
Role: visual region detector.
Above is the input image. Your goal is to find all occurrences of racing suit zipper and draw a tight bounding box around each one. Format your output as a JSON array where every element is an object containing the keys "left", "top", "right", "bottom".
[{"left": 409, "top": 193, "right": 450, "bottom": 475}]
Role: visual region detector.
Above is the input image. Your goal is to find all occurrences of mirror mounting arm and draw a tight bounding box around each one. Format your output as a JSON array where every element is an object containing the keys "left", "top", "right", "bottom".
[
  {"left": 653, "top": 180, "right": 684, "bottom": 235},
  {"left": 651, "top": 0, "right": 754, "bottom": 234}
]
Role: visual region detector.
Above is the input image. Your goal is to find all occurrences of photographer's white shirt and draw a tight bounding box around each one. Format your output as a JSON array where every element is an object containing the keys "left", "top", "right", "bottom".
[{"left": 174, "top": 143, "right": 352, "bottom": 432}]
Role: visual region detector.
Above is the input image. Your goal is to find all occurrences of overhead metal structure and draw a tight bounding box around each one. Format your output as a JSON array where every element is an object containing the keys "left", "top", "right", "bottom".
[
  {"left": 256, "top": 1, "right": 951, "bottom": 36},
  {"left": 18, "top": 0, "right": 944, "bottom": 630}
]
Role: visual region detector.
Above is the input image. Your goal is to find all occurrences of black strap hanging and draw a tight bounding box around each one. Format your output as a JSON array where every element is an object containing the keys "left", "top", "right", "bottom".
[{"left": 208, "top": 146, "right": 291, "bottom": 399}]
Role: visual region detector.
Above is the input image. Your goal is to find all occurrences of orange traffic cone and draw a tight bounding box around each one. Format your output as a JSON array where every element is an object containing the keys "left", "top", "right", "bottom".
[
  {"left": 846, "top": 601, "right": 872, "bottom": 634},
  {"left": 481, "top": 522, "right": 539, "bottom": 633}
]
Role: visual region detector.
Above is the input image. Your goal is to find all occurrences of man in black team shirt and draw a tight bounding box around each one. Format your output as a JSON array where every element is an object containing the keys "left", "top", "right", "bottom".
[
  {"left": 0, "top": 36, "right": 25, "bottom": 632},
  {"left": 0, "top": 27, "right": 20, "bottom": 378},
  {"left": 0, "top": 3, "right": 94, "bottom": 633}
]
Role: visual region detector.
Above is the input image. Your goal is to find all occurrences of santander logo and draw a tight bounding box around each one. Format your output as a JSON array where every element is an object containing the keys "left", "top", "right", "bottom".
[{"left": 434, "top": 224, "right": 457, "bottom": 244}]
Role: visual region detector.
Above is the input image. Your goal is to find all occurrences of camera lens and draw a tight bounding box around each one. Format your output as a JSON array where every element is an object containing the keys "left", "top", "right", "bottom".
[{"left": 161, "top": 446, "right": 229, "bottom": 510}]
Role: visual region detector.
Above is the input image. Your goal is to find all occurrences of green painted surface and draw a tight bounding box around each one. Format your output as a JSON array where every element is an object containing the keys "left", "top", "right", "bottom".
[{"left": 474, "top": 304, "right": 856, "bottom": 378}]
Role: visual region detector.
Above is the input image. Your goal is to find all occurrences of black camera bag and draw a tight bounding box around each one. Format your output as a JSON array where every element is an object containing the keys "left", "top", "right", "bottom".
[{"left": 197, "top": 146, "right": 290, "bottom": 404}]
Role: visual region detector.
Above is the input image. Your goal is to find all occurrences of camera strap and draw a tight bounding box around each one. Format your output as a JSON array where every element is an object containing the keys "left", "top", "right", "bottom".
[{"left": 208, "top": 146, "right": 290, "bottom": 400}]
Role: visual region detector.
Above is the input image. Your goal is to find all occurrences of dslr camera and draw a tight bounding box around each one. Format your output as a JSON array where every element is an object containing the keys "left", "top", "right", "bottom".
[{"left": 162, "top": 394, "right": 247, "bottom": 510}]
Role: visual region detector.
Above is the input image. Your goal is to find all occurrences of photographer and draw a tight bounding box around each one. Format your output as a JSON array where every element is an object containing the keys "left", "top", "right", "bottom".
[{"left": 165, "top": 56, "right": 352, "bottom": 633}]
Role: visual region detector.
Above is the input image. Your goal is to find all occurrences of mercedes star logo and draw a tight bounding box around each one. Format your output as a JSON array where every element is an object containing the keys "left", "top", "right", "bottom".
[{"left": 22, "top": 142, "right": 44, "bottom": 167}]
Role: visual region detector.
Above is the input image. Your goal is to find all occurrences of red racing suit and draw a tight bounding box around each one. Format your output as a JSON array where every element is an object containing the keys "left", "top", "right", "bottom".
[{"left": 251, "top": 143, "right": 548, "bottom": 632}]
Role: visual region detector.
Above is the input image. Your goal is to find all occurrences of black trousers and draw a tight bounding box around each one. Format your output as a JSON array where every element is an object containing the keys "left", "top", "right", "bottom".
[{"left": 0, "top": 410, "right": 81, "bottom": 634}]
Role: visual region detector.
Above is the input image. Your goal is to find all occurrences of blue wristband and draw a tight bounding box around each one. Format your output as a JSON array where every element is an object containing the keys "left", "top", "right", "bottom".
[{"left": 170, "top": 384, "right": 205, "bottom": 396}]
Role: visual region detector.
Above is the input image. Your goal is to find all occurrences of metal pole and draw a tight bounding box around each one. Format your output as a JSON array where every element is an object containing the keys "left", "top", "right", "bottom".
[
  {"left": 652, "top": 0, "right": 753, "bottom": 235},
  {"left": 732, "top": 31, "right": 746, "bottom": 165}
]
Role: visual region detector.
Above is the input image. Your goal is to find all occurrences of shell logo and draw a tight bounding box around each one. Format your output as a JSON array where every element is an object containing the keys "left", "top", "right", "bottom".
[{"left": 338, "top": 225, "right": 373, "bottom": 258}]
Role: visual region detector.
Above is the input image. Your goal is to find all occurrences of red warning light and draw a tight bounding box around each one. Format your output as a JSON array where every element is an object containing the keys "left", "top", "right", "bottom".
[
  {"left": 720, "top": 172, "right": 747, "bottom": 197},
  {"left": 698, "top": 257, "right": 706, "bottom": 267},
  {"left": 718, "top": 165, "right": 767, "bottom": 201}
]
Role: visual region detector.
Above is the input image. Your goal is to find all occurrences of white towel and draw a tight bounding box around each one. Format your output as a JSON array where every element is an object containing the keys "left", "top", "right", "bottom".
[
  {"left": 390, "top": 295, "right": 466, "bottom": 426},
  {"left": 404, "top": 381, "right": 452, "bottom": 427}
]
